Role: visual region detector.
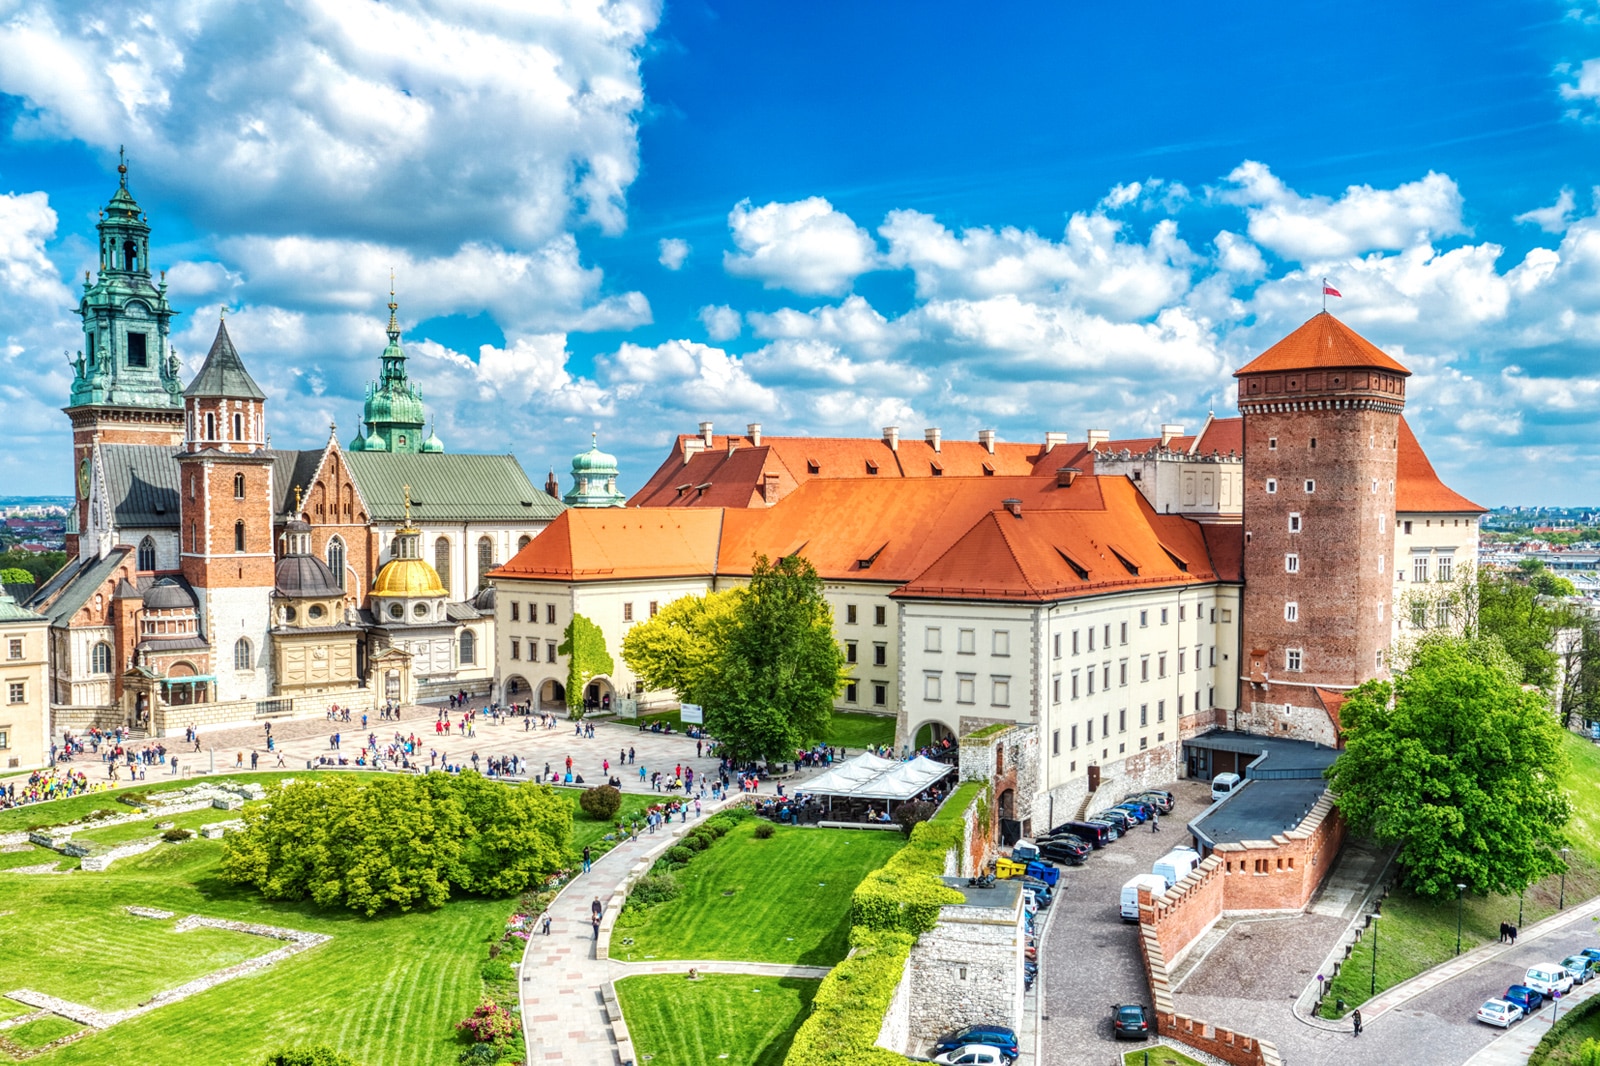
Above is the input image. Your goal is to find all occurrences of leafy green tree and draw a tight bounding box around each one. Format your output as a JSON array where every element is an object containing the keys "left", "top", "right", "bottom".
[
  {"left": 262, "top": 1048, "right": 361, "bottom": 1066},
  {"left": 452, "top": 775, "right": 572, "bottom": 895},
  {"left": 1559, "top": 617, "right": 1600, "bottom": 729},
  {"left": 703, "top": 554, "right": 845, "bottom": 760},
  {"left": 1328, "top": 633, "right": 1571, "bottom": 900},
  {"left": 0, "top": 550, "right": 65, "bottom": 585},
  {"left": 0, "top": 567, "right": 32, "bottom": 585},
  {"left": 558, "top": 613, "right": 613, "bottom": 718},
  {"left": 619, "top": 588, "right": 742, "bottom": 699}
]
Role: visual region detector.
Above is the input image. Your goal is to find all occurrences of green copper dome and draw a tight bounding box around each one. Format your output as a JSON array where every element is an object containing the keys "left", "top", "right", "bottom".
[
  {"left": 571, "top": 434, "right": 619, "bottom": 474},
  {"left": 356, "top": 289, "right": 434, "bottom": 454},
  {"left": 563, "top": 433, "right": 626, "bottom": 508}
]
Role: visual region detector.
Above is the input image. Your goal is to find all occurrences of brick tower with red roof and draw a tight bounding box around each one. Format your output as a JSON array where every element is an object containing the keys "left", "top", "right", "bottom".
[{"left": 1235, "top": 312, "right": 1410, "bottom": 745}]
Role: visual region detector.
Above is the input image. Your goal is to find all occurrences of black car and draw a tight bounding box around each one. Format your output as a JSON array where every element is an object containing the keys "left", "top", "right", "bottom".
[
  {"left": 1126, "top": 789, "right": 1176, "bottom": 813},
  {"left": 1054, "top": 820, "right": 1113, "bottom": 847},
  {"left": 1094, "top": 809, "right": 1138, "bottom": 832},
  {"left": 1084, "top": 818, "right": 1121, "bottom": 841},
  {"left": 1112, "top": 1003, "right": 1151, "bottom": 1040},
  {"left": 933, "top": 1024, "right": 1020, "bottom": 1060},
  {"left": 1038, "top": 839, "right": 1087, "bottom": 866}
]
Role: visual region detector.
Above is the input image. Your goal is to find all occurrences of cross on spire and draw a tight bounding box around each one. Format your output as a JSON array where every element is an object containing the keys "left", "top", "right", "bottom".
[
  {"left": 387, "top": 270, "right": 400, "bottom": 340},
  {"left": 117, "top": 145, "right": 128, "bottom": 188}
]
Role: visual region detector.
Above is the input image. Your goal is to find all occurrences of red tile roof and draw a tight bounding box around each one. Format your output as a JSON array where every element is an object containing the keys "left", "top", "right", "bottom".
[
  {"left": 1194, "top": 416, "right": 1243, "bottom": 456},
  {"left": 1235, "top": 313, "right": 1411, "bottom": 377},
  {"left": 491, "top": 509, "right": 727, "bottom": 581},
  {"left": 1396, "top": 417, "right": 1485, "bottom": 514}
]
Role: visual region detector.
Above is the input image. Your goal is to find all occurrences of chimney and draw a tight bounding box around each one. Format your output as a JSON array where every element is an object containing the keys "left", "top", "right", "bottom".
[
  {"left": 1002, "top": 498, "right": 1023, "bottom": 518},
  {"left": 727, "top": 438, "right": 738, "bottom": 457},
  {"left": 1086, "top": 429, "right": 1110, "bottom": 451},
  {"left": 747, "top": 422, "right": 762, "bottom": 447},
  {"left": 682, "top": 437, "right": 705, "bottom": 464},
  {"left": 762, "top": 471, "right": 782, "bottom": 505},
  {"left": 925, "top": 427, "right": 942, "bottom": 453},
  {"left": 978, "top": 429, "right": 996, "bottom": 454},
  {"left": 883, "top": 426, "right": 899, "bottom": 451},
  {"left": 1056, "top": 467, "right": 1082, "bottom": 487},
  {"left": 1043, "top": 431, "right": 1067, "bottom": 453},
  {"left": 1160, "top": 423, "right": 1185, "bottom": 449},
  {"left": 699, "top": 421, "right": 714, "bottom": 448}
]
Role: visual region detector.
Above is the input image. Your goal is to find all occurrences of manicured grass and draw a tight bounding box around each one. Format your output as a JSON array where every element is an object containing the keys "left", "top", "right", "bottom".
[
  {"left": 1124, "top": 1047, "right": 1210, "bottom": 1066},
  {"left": 0, "top": 776, "right": 652, "bottom": 1065},
  {"left": 1321, "top": 729, "right": 1600, "bottom": 1018},
  {"left": 5, "top": 1016, "right": 84, "bottom": 1050},
  {"left": 614, "top": 821, "right": 904, "bottom": 965},
  {"left": 822, "top": 711, "right": 896, "bottom": 752},
  {"left": 615, "top": 973, "right": 818, "bottom": 1066}
]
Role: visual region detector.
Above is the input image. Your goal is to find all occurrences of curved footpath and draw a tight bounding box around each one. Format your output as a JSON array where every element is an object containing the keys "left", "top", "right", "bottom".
[{"left": 518, "top": 793, "right": 834, "bottom": 1066}]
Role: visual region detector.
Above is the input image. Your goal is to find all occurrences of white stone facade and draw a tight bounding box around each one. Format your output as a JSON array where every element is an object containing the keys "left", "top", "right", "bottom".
[{"left": 201, "top": 585, "right": 274, "bottom": 702}]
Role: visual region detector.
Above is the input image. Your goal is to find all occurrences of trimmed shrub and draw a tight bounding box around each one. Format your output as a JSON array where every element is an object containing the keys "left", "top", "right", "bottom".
[
  {"left": 262, "top": 1049, "right": 361, "bottom": 1066},
  {"left": 849, "top": 790, "right": 968, "bottom": 935},
  {"left": 701, "top": 821, "right": 729, "bottom": 838},
  {"left": 627, "top": 872, "right": 680, "bottom": 909},
  {"left": 894, "top": 801, "right": 936, "bottom": 836},
  {"left": 665, "top": 845, "right": 695, "bottom": 865},
  {"left": 457, "top": 1046, "right": 501, "bottom": 1066},
  {"left": 753, "top": 822, "right": 776, "bottom": 839},
  {"left": 455, "top": 1000, "right": 520, "bottom": 1044},
  {"left": 161, "top": 827, "right": 194, "bottom": 842},
  {"left": 480, "top": 957, "right": 514, "bottom": 983},
  {"left": 783, "top": 928, "right": 914, "bottom": 1066},
  {"left": 578, "top": 785, "right": 623, "bottom": 822},
  {"left": 681, "top": 833, "right": 710, "bottom": 852}
]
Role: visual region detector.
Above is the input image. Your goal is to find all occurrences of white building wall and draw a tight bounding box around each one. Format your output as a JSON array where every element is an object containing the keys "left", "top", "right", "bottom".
[
  {"left": 897, "top": 600, "right": 1037, "bottom": 747},
  {"left": 825, "top": 581, "right": 902, "bottom": 720},
  {"left": 1392, "top": 512, "right": 1480, "bottom": 642},
  {"left": 66, "top": 624, "right": 116, "bottom": 706},
  {"left": 205, "top": 586, "right": 274, "bottom": 702}
]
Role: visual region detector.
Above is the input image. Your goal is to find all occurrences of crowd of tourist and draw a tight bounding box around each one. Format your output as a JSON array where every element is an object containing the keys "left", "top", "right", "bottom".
[{"left": 0, "top": 767, "right": 105, "bottom": 810}]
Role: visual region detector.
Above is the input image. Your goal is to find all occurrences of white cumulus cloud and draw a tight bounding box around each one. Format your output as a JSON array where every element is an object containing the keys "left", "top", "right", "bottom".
[
  {"left": 723, "top": 197, "right": 880, "bottom": 296},
  {"left": 658, "top": 238, "right": 690, "bottom": 270},
  {"left": 698, "top": 304, "right": 741, "bottom": 341}
]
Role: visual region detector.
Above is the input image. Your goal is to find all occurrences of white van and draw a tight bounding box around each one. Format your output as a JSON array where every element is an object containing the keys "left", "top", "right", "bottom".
[
  {"left": 1525, "top": 964, "right": 1576, "bottom": 997},
  {"left": 1152, "top": 847, "right": 1201, "bottom": 889},
  {"left": 1211, "top": 773, "right": 1242, "bottom": 802},
  {"left": 1121, "top": 873, "right": 1170, "bottom": 921}
]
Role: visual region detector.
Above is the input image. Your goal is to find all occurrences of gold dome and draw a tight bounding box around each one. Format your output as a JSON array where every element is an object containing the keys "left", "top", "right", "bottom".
[{"left": 371, "top": 556, "right": 446, "bottom": 597}]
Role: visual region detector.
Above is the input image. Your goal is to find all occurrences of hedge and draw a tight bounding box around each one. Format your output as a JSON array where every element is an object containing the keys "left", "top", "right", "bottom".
[
  {"left": 782, "top": 928, "right": 916, "bottom": 1066},
  {"left": 1528, "top": 990, "right": 1600, "bottom": 1066},
  {"left": 849, "top": 782, "right": 977, "bottom": 935}
]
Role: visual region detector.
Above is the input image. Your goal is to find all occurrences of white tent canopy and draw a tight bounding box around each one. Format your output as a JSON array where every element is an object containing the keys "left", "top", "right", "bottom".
[{"left": 800, "top": 753, "right": 953, "bottom": 802}]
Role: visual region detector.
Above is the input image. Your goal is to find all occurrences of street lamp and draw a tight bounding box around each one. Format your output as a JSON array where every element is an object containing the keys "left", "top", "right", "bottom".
[
  {"left": 1519, "top": 889, "right": 1525, "bottom": 930},
  {"left": 1370, "top": 914, "right": 1380, "bottom": 997},
  {"left": 1456, "top": 883, "right": 1468, "bottom": 957},
  {"left": 1561, "top": 848, "right": 1571, "bottom": 911}
]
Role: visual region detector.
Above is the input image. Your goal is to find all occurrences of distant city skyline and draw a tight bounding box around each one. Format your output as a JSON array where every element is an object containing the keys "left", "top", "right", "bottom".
[{"left": 0, "top": 2, "right": 1597, "bottom": 502}]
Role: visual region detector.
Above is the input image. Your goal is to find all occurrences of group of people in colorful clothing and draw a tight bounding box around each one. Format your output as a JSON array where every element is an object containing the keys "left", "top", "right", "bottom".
[{"left": 0, "top": 768, "right": 103, "bottom": 810}]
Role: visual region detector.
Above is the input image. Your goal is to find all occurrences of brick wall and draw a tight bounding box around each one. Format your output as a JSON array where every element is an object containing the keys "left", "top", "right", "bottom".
[{"left": 1209, "top": 793, "right": 1346, "bottom": 912}]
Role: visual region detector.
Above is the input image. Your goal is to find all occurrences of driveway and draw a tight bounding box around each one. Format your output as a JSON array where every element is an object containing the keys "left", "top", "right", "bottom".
[{"left": 1037, "top": 780, "right": 1212, "bottom": 1064}]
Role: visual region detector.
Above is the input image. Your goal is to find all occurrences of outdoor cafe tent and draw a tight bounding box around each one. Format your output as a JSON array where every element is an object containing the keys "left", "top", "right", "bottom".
[{"left": 800, "top": 752, "right": 954, "bottom": 803}]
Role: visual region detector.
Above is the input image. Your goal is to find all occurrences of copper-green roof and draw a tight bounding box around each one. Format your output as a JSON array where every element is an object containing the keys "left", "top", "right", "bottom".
[
  {"left": 0, "top": 591, "right": 43, "bottom": 624},
  {"left": 344, "top": 452, "right": 564, "bottom": 522}
]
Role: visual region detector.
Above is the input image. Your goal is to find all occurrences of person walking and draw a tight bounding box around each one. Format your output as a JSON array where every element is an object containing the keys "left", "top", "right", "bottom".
[
  {"left": 541, "top": 913, "right": 552, "bottom": 935},
  {"left": 1352, "top": 1008, "right": 1363, "bottom": 1038},
  {"left": 582, "top": 845, "right": 593, "bottom": 874},
  {"left": 1151, "top": 811, "right": 1160, "bottom": 833}
]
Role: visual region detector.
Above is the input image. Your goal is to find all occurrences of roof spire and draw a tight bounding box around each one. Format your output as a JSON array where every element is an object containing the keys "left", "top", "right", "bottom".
[
  {"left": 403, "top": 483, "right": 412, "bottom": 525},
  {"left": 294, "top": 484, "right": 304, "bottom": 513},
  {"left": 387, "top": 270, "right": 400, "bottom": 342},
  {"left": 117, "top": 145, "right": 127, "bottom": 189}
]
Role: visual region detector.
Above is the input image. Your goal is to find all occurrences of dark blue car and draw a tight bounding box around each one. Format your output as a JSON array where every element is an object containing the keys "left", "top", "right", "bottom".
[
  {"left": 1504, "top": 985, "right": 1545, "bottom": 1013},
  {"left": 933, "top": 1025, "right": 1019, "bottom": 1061}
]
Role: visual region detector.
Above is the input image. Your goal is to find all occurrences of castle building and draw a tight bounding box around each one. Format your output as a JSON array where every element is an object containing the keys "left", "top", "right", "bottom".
[
  {"left": 0, "top": 593, "right": 50, "bottom": 772},
  {"left": 27, "top": 166, "right": 563, "bottom": 737}
]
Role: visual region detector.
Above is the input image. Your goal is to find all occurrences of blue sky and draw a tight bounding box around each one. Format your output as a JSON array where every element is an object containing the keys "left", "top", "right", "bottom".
[{"left": 0, "top": 1, "right": 1597, "bottom": 502}]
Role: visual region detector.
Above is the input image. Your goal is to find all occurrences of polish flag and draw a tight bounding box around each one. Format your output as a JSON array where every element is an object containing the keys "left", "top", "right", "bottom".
[{"left": 1322, "top": 279, "right": 1342, "bottom": 298}]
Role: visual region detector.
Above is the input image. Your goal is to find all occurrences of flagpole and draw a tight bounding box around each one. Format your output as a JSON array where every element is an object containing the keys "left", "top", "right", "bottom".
[{"left": 1322, "top": 277, "right": 1327, "bottom": 314}]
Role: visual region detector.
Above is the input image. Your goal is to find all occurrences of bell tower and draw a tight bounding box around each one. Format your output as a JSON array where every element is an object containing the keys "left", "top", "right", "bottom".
[
  {"left": 64, "top": 152, "right": 184, "bottom": 554},
  {"left": 1236, "top": 313, "right": 1408, "bottom": 745},
  {"left": 176, "top": 317, "right": 276, "bottom": 701}
]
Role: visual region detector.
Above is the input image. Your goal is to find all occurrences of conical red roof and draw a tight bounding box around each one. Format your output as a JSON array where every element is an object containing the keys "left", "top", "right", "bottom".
[{"left": 1235, "top": 312, "right": 1410, "bottom": 378}]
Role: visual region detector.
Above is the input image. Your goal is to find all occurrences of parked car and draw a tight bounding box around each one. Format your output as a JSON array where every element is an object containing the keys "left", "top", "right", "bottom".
[
  {"left": 1525, "top": 965, "right": 1575, "bottom": 997},
  {"left": 1562, "top": 955, "right": 1596, "bottom": 985},
  {"left": 1094, "top": 809, "right": 1138, "bottom": 832},
  {"left": 1121, "top": 873, "right": 1170, "bottom": 921},
  {"left": 1211, "top": 773, "right": 1242, "bottom": 801},
  {"left": 1152, "top": 847, "right": 1201, "bottom": 888},
  {"left": 1113, "top": 800, "right": 1154, "bottom": 821},
  {"left": 932, "top": 1025, "right": 1019, "bottom": 1061},
  {"left": 1127, "top": 789, "right": 1176, "bottom": 813},
  {"left": 1476, "top": 999, "right": 1524, "bottom": 1028},
  {"left": 1581, "top": 947, "right": 1600, "bottom": 966},
  {"left": 1055, "top": 821, "right": 1113, "bottom": 848},
  {"left": 1111, "top": 1003, "right": 1151, "bottom": 1040},
  {"left": 1038, "top": 838, "right": 1089, "bottom": 865},
  {"left": 933, "top": 1045, "right": 1005, "bottom": 1066},
  {"left": 1084, "top": 818, "right": 1122, "bottom": 841},
  {"left": 1504, "top": 985, "right": 1545, "bottom": 1014},
  {"left": 1010, "top": 840, "right": 1041, "bottom": 862}
]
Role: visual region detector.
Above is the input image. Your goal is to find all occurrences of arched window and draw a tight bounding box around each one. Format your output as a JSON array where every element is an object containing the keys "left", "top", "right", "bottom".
[
  {"left": 232, "top": 413, "right": 243, "bottom": 441},
  {"left": 234, "top": 520, "right": 246, "bottom": 552},
  {"left": 459, "top": 630, "right": 476, "bottom": 665},
  {"left": 434, "top": 537, "right": 451, "bottom": 594},
  {"left": 91, "top": 642, "right": 112, "bottom": 674},
  {"left": 517, "top": 534, "right": 531, "bottom": 551},
  {"left": 123, "top": 239, "right": 138, "bottom": 272},
  {"left": 205, "top": 412, "right": 216, "bottom": 440},
  {"left": 234, "top": 638, "right": 252, "bottom": 670},
  {"left": 137, "top": 536, "right": 156, "bottom": 571},
  {"left": 233, "top": 472, "right": 245, "bottom": 499},
  {"left": 477, "top": 536, "right": 495, "bottom": 591},
  {"left": 327, "top": 537, "right": 346, "bottom": 590}
]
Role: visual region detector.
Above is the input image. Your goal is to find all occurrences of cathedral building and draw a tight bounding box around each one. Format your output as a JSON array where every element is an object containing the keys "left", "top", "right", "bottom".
[{"left": 26, "top": 166, "right": 564, "bottom": 737}]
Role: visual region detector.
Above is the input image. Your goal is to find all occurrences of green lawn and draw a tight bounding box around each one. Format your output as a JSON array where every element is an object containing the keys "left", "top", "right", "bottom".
[
  {"left": 1322, "top": 729, "right": 1600, "bottom": 1018},
  {"left": 5, "top": 1016, "right": 85, "bottom": 1051},
  {"left": 615, "top": 974, "right": 818, "bottom": 1066},
  {"left": 1124, "top": 1048, "right": 1210, "bottom": 1066},
  {"left": 0, "top": 777, "right": 652, "bottom": 1065},
  {"left": 614, "top": 821, "right": 903, "bottom": 965}
]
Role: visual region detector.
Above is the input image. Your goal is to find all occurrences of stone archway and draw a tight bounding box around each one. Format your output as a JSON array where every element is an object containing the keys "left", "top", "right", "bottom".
[
  {"left": 583, "top": 676, "right": 616, "bottom": 713},
  {"left": 502, "top": 674, "right": 532, "bottom": 705},
  {"left": 536, "top": 678, "right": 566, "bottom": 710},
  {"left": 910, "top": 720, "right": 956, "bottom": 753}
]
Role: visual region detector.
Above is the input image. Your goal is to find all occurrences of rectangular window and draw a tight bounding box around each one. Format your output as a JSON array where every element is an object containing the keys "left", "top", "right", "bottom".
[
  {"left": 1120, "top": 621, "right": 1128, "bottom": 644},
  {"left": 127, "top": 331, "right": 148, "bottom": 367},
  {"left": 1178, "top": 649, "right": 1186, "bottom": 673},
  {"left": 1285, "top": 602, "right": 1298, "bottom": 622},
  {"left": 1378, "top": 554, "right": 1385, "bottom": 575},
  {"left": 1437, "top": 600, "right": 1453, "bottom": 627},
  {"left": 1118, "top": 708, "right": 1126, "bottom": 733},
  {"left": 1305, "top": 479, "right": 1316, "bottom": 493},
  {"left": 1178, "top": 695, "right": 1185, "bottom": 713},
  {"left": 993, "top": 630, "right": 1010, "bottom": 656},
  {"left": 1438, "top": 554, "right": 1454, "bottom": 583},
  {"left": 1288, "top": 512, "right": 1302, "bottom": 533},
  {"left": 1071, "top": 724, "right": 1079, "bottom": 748},
  {"left": 1179, "top": 605, "right": 1186, "bottom": 622},
  {"left": 1412, "top": 602, "right": 1428, "bottom": 629},
  {"left": 1103, "top": 624, "right": 1111, "bottom": 646},
  {"left": 1139, "top": 610, "right": 1149, "bottom": 627},
  {"left": 847, "top": 604, "right": 857, "bottom": 625},
  {"left": 1286, "top": 553, "right": 1299, "bottom": 573},
  {"left": 958, "top": 628, "right": 976, "bottom": 654},
  {"left": 1087, "top": 670, "right": 1095, "bottom": 696},
  {"left": 1413, "top": 554, "right": 1428, "bottom": 582},
  {"left": 6, "top": 638, "right": 20, "bottom": 660},
  {"left": 1072, "top": 630, "right": 1080, "bottom": 655},
  {"left": 511, "top": 602, "right": 520, "bottom": 622},
  {"left": 1119, "top": 660, "right": 1128, "bottom": 686},
  {"left": 873, "top": 643, "right": 887, "bottom": 667},
  {"left": 649, "top": 601, "right": 659, "bottom": 617},
  {"left": 623, "top": 602, "right": 633, "bottom": 622},
  {"left": 1158, "top": 653, "right": 1167, "bottom": 678},
  {"left": 1140, "top": 704, "right": 1148, "bottom": 727},
  {"left": 1376, "top": 649, "right": 1386, "bottom": 669},
  {"left": 1140, "top": 656, "right": 1150, "bottom": 682},
  {"left": 1053, "top": 632, "right": 1062, "bottom": 659},
  {"left": 547, "top": 642, "right": 557, "bottom": 663},
  {"left": 846, "top": 642, "right": 857, "bottom": 664},
  {"left": 1221, "top": 608, "right": 1232, "bottom": 623},
  {"left": 7, "top": 681, "right": 22, "bottom": 704},
  {"left": 874, "top": 683, "right": 887, "bottom": 706},
  {"left": 1268, "top": 436, "right": 1277, "bottom": 450},
  {"left": 1286, "top": 648, "right": 1303, "bottom": 671},
  {"left": 926, "top": 627, "right": 942, "bottom": 653},
  {"left": 957, "top": 675, "right": 975, "bottom": 704},
  {"left": 1161, "top": 608, "right": 1169, "bottom": 625},
  {"left": 875, "top": 605, "right": 887, "bottom": 626},
  {"left": 510, "top": 640, "right": 520, "bottom": 661},
  {"left": 1087, "top": 628, "right": 1095, "bottom": 652},
  {"left": 1052, "top": 675, "right": 1061, "bottom": 704},
  {"left": 1102, "top": 713, "right": 1110, "bottom": 738},
  {"left": 1379, "top": 514, "right": 1386, "bottom": 533},
  {"left": 1087, "top": 720, "right": 1094, "bottom": 743},
  {"left": 547, "top": 603, "right": 557, "bottom": 625},
  {"left": 1265, "top": 478, "right": 1277, "bottom": 494},
  {"left": 1103, "top": 664, "right": 1111, "bottom": 689},
  {"left": 845, "top": 682, "right": 858, "bottom": 703},
  {"left": 1403, "top": 520, "right": 1413, "bottom": 534},
  {"left": 1052, "top": 729, "right": 1060, "bottom": 756},
  {"left": 1157, "top": 699, "right": 1166, "bottom": 722},
  {"left": 992, "top": 678, "right": 1010, "bottom": 707},
  {"left": 1071, "top": 671, "right": 1080, "bottom": 699}
]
